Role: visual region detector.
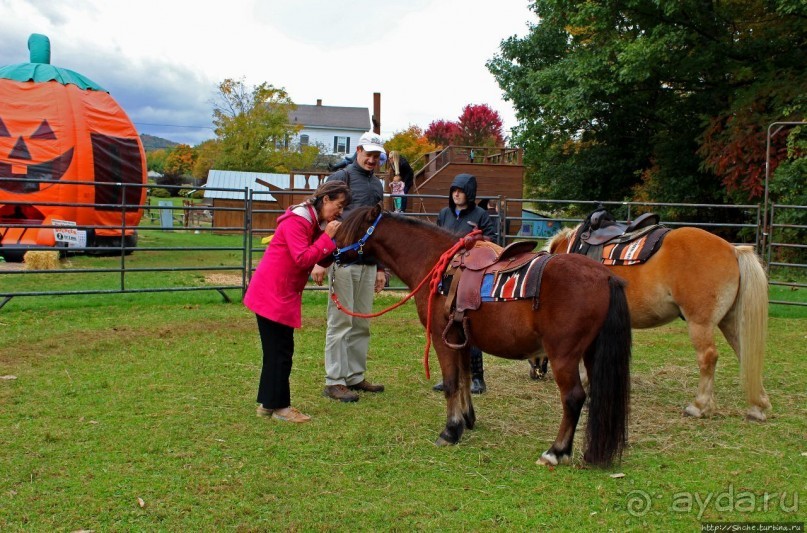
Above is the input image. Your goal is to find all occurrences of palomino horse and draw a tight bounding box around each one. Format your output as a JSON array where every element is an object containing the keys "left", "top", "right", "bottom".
[
  {"left": 334, "top": 205, "right": 632, "bottom": 467},
  {"left": 546, "top": 215, "right": 770, "bottom": 421}
]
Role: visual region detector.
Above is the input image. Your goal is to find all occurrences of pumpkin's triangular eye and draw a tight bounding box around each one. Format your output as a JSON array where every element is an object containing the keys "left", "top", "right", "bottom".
[
  {"left": 10, "top": 137, "right": 31, "bottom": 160},
  {"left": 0, "top": 117, "right": 10, "bottom": 137},
  {"left": 31, "top": 119, "right": 56, "bottom": 140}
]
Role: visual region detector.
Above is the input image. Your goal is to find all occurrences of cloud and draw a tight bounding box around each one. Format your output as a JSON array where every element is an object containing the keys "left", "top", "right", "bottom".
[{"left": 0, "top": 0, "right": 533, "bottom": 145}]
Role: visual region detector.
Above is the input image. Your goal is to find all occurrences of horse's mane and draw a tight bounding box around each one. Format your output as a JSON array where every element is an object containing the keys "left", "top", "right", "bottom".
[
  {"left": 339, "top": 205, "right": 457, "bottom": 244},
  {"left": 338, "top": 206, "right": 376, "bottom": 243},
  {"left": 545, "top": 226, "right": 577, "bottom": 252}
]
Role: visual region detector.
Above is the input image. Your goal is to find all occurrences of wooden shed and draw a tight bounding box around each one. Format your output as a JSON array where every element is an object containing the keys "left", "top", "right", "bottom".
[{"left": 204, "top": 170, "right": 321, "bottom": 234}]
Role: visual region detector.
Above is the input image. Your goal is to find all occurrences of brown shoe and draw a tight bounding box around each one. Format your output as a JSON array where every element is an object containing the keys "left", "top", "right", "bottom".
[
  {"left": 348, "top": 379, "right": 385, "bottom": 393},
  {"left": 323, "top": 384, "right": 359, "bottom": 403},
  {"left": 256, "top": 405, "right": 274, "bottom": 417},
  {"left": 272, "top": 406, "right": 311, "bottom": 423}
]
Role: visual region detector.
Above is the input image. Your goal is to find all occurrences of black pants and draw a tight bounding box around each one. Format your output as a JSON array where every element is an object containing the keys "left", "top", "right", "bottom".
[
  {"left": 470, "top": 346, "right": 484, "bottom": 379},
  {"left": 400, "top": 184, "right": 412, "bottom": 211},
  {"left": 256, "top": 315, "right": 294, "bottom": 409}
]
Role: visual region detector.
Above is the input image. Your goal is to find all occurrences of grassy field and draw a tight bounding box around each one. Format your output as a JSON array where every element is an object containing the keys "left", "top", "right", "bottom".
[{"left": 0, "top": 287, "right": 804, "bottom": 531}]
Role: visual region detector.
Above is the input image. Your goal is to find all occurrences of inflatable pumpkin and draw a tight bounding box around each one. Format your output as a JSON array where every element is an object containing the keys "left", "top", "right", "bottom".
[{"left": 0, "top": 34, "right": 147, "bottom": 260}]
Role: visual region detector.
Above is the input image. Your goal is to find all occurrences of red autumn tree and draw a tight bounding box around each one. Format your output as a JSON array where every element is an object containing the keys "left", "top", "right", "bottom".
[
  {"left": 455, "top": 104, "right": 505, "bottom": 147},
  {"left": 425, "top": 119, "right": 461, "bottom": 147},
  {"left": 698, "top": 100, "right": 795, "bottom": 201}
]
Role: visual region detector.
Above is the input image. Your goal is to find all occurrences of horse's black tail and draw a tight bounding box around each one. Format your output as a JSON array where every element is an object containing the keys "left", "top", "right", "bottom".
[{"left": 584, "top": 276, "right": 631, "bottom": 467}]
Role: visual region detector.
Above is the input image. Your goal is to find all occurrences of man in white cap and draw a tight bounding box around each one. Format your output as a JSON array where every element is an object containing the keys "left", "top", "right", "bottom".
[{"left": 312, "top": 131, "right": 387, "bottom": 402}]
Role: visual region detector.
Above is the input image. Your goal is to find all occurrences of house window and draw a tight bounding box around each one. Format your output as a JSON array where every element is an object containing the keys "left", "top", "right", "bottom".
[
  {"left": 274, "top": 135, "right": 290, "bottom": 150},
  {"left": 300, "top": 134, "right": 309, "bottom": 147},
  {"left": 333, "top": 136, "right": 350, "bottom": 154}
]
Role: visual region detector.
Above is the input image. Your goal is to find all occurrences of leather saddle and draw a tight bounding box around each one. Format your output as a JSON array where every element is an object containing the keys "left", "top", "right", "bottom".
[
  {"left": 580, "top": 211, "right": 660, "bottom": 246},
  {"left": 441, "top": 240, "right": 553, "bottom": 350},
  {"left": 441, "top": 240, "right": 549, "bottom": 349},
  {"left": 446, "top": 240, "right": 538, "bottom": 316}
]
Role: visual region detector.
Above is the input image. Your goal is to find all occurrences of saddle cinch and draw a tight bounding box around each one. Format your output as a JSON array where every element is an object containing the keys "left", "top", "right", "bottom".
[
  {"left": 442, "top": 239, "right": 552, "bottom": 349},
  {"left": 572, "top": 209, "right": 669, "bottom": 266}
]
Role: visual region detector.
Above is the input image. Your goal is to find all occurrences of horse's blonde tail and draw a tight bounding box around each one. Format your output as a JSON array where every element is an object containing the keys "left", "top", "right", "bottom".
[{"left": 733, "top": 246, "right": 770, "bottom": 416}]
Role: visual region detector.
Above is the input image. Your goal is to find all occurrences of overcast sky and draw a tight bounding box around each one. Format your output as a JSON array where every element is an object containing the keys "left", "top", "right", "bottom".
[{"left": 0, "top": 0, "right": 534, "bottom": 146}]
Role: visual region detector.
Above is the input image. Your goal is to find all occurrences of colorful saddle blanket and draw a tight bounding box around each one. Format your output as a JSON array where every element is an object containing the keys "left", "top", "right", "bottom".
[
  {"left": 568, "top": 225, "right": 670, "bottom": 266},
  {"left": 479, "top": 259, "right": 548, "bottom": 302},
  {"left": 440, "top": 241, "right": 554, "bottom": 312}
]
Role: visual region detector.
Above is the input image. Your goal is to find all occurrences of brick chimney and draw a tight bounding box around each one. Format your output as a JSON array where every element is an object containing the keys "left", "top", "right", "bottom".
[
  {"left": 372, "top": 92, "right": 381, "bottom": 134},
  {"left": 316, "top": 99, "right": 322, "bottom": 106}
]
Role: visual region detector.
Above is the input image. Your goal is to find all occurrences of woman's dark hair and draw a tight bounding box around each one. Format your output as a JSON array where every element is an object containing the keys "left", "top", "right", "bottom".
[{"left": 309, "top": 181, "right": 351, "bottom": 212}]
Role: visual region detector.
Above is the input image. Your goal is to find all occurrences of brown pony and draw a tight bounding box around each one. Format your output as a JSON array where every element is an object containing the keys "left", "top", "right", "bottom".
[
  {"left": 334, "top": 205, "right": 632, "bottom": 467},
  {"left": 547, "top": 220, "right": 770, "bottom": 421}
]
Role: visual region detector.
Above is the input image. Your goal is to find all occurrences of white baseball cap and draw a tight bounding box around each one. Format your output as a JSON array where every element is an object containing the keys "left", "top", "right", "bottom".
[{"left": 358, "top": 131, "right": 385, "bottom": 153}]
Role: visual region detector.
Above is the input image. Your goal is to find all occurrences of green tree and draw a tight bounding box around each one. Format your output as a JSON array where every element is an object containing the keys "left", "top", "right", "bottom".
[
  {"left": 212, "top": 78, "right": 303, "bottom": 172},
  {"left": 146, "top": 148, "right": 170, "bottom": 175},
  {"left": 488, "top": 0, "right": 806, "bottom": 204},
  {"left": 192, "top": 139, "right": 220, "bottom": 182}
]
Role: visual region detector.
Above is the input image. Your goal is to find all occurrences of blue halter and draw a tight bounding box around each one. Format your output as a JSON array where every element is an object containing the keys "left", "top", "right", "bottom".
[{"left": 332, "top": 212, "right": 383, "bottom": 266}]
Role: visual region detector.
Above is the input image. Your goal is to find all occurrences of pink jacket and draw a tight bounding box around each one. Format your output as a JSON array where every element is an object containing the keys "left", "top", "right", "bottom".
[{"left": 243, "top": 204, "right": 336, "bottom": 328}]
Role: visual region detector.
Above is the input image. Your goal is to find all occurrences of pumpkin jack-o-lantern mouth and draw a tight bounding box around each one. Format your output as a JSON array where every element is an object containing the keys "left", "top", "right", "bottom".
[{"left": 0, "top": 148, "right": 74, "bottom": 193}]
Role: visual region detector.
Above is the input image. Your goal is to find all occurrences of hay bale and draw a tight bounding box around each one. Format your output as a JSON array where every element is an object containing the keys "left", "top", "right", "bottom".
[{"left": 23, "top": 251, "right": 61, "bottom": 270}]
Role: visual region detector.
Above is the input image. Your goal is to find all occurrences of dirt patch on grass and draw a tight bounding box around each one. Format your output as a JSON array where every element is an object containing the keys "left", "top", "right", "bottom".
[
  {"left": 204, "top": 273, "right": 242, "bottom": 286},
  {"left": 0, "top": 261, "right": 25, "bottom": 271}
]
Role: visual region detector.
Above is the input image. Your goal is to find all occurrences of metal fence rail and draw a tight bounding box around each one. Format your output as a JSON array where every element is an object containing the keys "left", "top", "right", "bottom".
[
  {"left": 1, "top": 180, "right": 803, "bottom": 309},
  {"left": 767, "top": 204, "right": 807, "bottom": 306}
]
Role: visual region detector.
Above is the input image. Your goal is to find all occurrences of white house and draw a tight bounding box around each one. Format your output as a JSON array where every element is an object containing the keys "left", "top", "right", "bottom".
[{"left": 288, "top": 99, "right": 372, "bottom": 156}]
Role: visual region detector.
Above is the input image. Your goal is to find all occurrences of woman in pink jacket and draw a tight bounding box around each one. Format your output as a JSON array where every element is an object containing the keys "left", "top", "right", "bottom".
[{"left": 244, "top": 181, "right": 350, "bottom": 423}]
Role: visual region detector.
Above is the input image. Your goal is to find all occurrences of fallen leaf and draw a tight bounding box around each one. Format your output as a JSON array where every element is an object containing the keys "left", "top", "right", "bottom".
[
  {"left": 0, "top": 375, "right": 17, "bottom": 380},
  {"left": 137, "top": 497, "right": 145, "bottom": 508},
  {"left": 610, "top": 473, "right": 626, "bottom": 478}
]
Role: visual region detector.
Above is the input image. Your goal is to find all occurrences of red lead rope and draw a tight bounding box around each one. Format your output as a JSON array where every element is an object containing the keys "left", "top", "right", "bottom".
[{"left": 330, "top": 229, "right": 482, "bottom": 378}]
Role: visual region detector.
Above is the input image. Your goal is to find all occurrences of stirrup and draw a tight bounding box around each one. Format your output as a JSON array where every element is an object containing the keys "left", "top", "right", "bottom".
[{"left": 442, "top": 313, "right": 470, "bottom": 350}]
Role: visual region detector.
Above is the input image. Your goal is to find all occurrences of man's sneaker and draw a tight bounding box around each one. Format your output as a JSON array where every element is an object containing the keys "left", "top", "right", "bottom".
[
  {"left": 272, "top": 406, "right": 311, "bottom": 423},
  {"left": 256, "top": 405, "right": 274, "bottom": 417},
  {"left": 347, "top": 380, "right": 385, "bottom": 393},
  {"left": 323, "top": 384, "right": 359, "bottom": 403}
]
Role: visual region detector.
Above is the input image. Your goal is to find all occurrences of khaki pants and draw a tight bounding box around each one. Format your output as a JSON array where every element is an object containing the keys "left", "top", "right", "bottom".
[{"left": 324, "top": 263, "right": 376, "bottom": 386}]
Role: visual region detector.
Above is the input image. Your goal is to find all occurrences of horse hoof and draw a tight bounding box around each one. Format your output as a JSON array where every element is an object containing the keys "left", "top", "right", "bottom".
[
  {"left": 683, "top": 404, "right": 703, "bottom": 418},
  {"left": 745, "top": 406, "right": 767, "bottom": 422},
  {"left": 435, "top": 436, "right": 456, "bottom": 447},
  {"left": 536, "top": 451, "right": 558, "bottom": 466}
]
